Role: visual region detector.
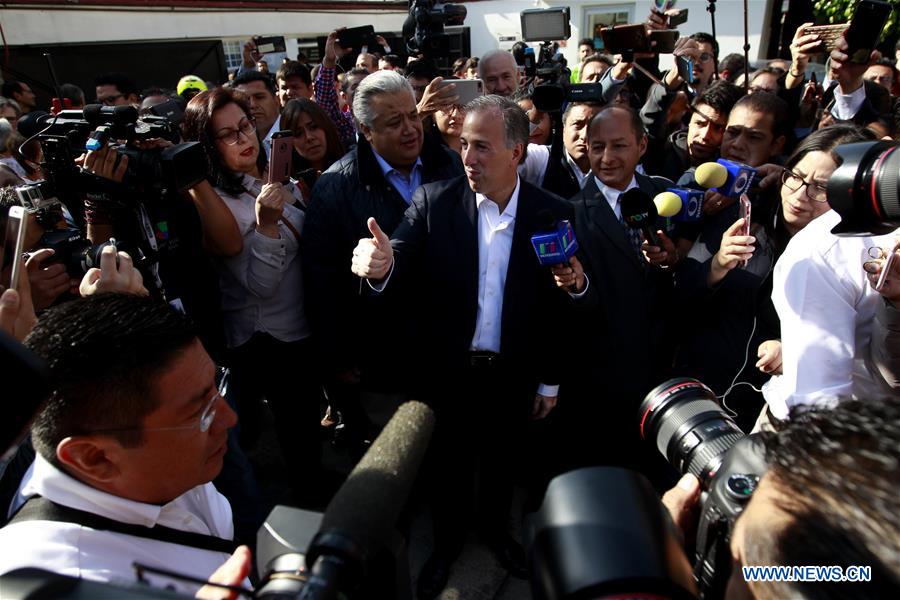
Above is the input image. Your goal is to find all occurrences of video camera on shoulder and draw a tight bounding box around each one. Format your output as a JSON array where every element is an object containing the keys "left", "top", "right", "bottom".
[{"left": 403, "top": 0, "right": 467, "bottom": 57}]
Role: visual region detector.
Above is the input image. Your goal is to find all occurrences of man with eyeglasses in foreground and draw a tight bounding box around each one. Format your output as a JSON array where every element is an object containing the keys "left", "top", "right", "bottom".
[
  {"left": 94, "top": 72, "right": 140, "bottom": 107},
  {"left": 0, "top": 293, "right": 244, "bottom": 596}
]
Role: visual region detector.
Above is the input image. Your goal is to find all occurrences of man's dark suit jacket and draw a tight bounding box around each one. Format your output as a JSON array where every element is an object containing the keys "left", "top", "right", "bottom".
[
  {"left": 562, "top": 172, "right": 674, "bottom": 463},
  {"left": 385, "top": 175, "right": 572, "bottom": 405}
]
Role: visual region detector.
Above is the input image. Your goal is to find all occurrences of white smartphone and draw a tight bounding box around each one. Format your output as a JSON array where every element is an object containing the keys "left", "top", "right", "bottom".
[
  {"left": 2, "top": 206, "right": 27, "bottom": 292},
  {"left": 446, "top": 79, "right": 484, "bottom": 106}
]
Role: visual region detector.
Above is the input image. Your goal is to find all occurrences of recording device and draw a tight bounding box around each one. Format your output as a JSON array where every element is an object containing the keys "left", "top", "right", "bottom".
[
  {"left": 676, "top": 55, "right": 694, "bottom": 84},
  {"left": 403, "top": 0, "right": 467, "bottom": 57},
  {"left": 875, "top": 239, "right": 900, "bottom": 292},
  {"left": 656, "top": 188, "right": 704, "bottom": 221},
  {"left": 531, "top": 210, "right": 579, "bottom": 266},
  {"left": 620, "top": 188, "right": 662, "bottom": 247},
  {"left": 694, "top": 159, "right": 756, "bottom": 198},
  {"left": 738, "top": 193, "right": 751, "bottom": 237},
  {"left": 1, "top": 206, "right": 27, "bottom": 292},
  {"left": 446, "top": 79, "right": 483, "bottom": 105},
  {"left": 267, "top": 131, "right": 293, "bottom": 185},
  {"left": 600, "top": 24, "right": 680, "bottom": 56},
  {"left": 147, "top": 99, "right": 186, "bottom": 127},
  {"left": 639, "top": 377, "right": 768, "bottom": 598},
  {"left": 843, "top": 0, "right": 891, "bottom": 65},
  {"left": 253, "top": 35, "right": 287, "bottom": 54},
  {"left": 806, "top": 23, "right": 849, "bottom": 55},
  {"left": 667, "top": 8, "right": 689, "bottom": 27},
  {"left": 337, "top": 26, "right": 377, "bottom": 50},
  {"left": 520, "top": 7, "right": 571, "bottom": 43},
  {"left": 526, "top": 467, "right": 697, "bottom": 600},
  {"left": 827, "top": 141, "right": 900, "bottom": 236}
]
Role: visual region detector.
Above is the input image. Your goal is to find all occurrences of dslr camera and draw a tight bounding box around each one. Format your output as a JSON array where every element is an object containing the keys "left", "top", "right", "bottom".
[{"left": 639, "top": 377, "right": 768, "bottom": 599}]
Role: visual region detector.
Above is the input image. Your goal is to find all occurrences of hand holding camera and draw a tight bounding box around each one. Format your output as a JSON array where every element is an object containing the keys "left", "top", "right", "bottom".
[
  {"left": 79, "top": 243, "right": 148, "bottom": 298},
  {"left": 83, "top": 144, "right": 129, "bottom": 184}
]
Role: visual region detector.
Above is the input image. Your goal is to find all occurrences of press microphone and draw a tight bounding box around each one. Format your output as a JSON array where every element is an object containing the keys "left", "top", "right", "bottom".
[
  {"left": 531, "top": 209, "right": 579, "bottom": 267},
  {"left": 695, "top": 159, "right": 756, "bottom": 197},
  {"left": 655, "top": 188, "right": 705, "bottom": 222},
  {"left": 620, "top": 188, "right": 661, "bottom": 247},
  {"left": 300, "top": 401, "right": 436, "bottom": 599}
]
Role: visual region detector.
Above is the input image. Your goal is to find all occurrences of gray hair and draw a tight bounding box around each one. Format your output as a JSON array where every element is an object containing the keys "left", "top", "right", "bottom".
[
  {"left": 478, "top": 50, "right": 517, "bottom": 79},
  {"left": 352, "top": 70, "right": 415, "bottom": 130},
  {"left": 0, "top": 96, "right": 22, "bottom": 117},
  {"left": 464, "top": 94, "right": 529, "bottom": 163},
  {"left": 0, "top": 118, "right": 12, "bottom": 153}
]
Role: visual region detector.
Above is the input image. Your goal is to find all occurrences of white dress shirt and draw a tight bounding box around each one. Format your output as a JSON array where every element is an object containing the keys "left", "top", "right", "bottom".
[
  {"left": 517, "top": 143, "right": 551, "bottom": 187},
  {"left": 762, "top": 210, "right": 896, "bottom": 419},
  {"left": 593, "top": 175, "right": 639, "bottom": 220},
  {"left": 215, "top": 173, "right": 310, "bottom": 348},
  {"left": 830, "top": 83, "right": 866, "bottom": 121},
  {"left": 0, "top": 454, "right": 238, "bottom": 596},
  {"left": 565, "top": 151, "right": 591, "bottom": 189}
]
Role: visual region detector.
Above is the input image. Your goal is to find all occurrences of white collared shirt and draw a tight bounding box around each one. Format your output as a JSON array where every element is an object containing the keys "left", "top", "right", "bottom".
[
  {"left": 0, "top": 454, "right": 238, "bottom": 596},
  {"left": 470, "top": 178, "right": 521, "bottom": 354},
  {"left": 565, "top": 151, "right": 591, "bottom": 189},
  {"left": 762, "top": 210, "right": 896, "bottom": 419},
  {"left": 262, "top": 114, "right": 282, "bottom": 160},
  {"left": 831, "top": 83, "right": 866, "bottom": 121},
  {"left": 593, "top": 175, "right": 639, "bottom": 220}
]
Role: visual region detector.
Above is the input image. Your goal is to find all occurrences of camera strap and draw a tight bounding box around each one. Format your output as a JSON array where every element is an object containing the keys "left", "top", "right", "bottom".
[{"left": 8, "top": 495, "right": 239, "bottom": 555}]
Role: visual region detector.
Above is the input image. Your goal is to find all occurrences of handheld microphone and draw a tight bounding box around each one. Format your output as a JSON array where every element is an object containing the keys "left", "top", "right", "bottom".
[
  {"left": 620, "top": 188, "right": 661, "bottom": 247},
  {"left": 531, "top": 209, "right": 579, "bottom": 267},
  {"left": 300, "top": 401, "right": 436, "bottom": 599},
  {"left": 695, "top": 159, "right": 756, "bottom": 197},
  {"left": 656, "top": 188, "right": 705, "bottom": 222}
]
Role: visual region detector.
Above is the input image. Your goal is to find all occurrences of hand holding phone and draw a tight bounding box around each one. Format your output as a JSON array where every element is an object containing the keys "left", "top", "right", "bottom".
[
  {"left": 873, "top": 239, "right": 900, "bottom": 294},
  {"left": 1, "top": 206, "right": 28, "bottom": 293},
  {"left": 267, "top": 131, "right": 294, "bottom": 185}
]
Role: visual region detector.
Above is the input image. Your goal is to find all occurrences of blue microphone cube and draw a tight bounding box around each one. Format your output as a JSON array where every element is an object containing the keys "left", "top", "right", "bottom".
[
  {"left": 532, "top": 220, "right": 579, "bottom": 266},
  {"left": 715, "top": 159, "right": 756, "bottom": 197},
  {"left": 668, "top": 188, "right": 705, "bottom": 222}
]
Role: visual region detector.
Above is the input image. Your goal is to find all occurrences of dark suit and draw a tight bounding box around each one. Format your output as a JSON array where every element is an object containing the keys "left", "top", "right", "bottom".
[
  {"left": 383, "top": 175, "right": 571, "bottom": 554},
  {"left": 556, "top": 173, "right": 677, "bottom": 488}
]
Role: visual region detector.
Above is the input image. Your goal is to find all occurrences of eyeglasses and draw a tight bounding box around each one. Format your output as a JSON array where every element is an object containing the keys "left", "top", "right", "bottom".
[
  {"left": 98, "top": 93, "right": 124, "bottom": 106},
  {"left": 215, "top": 118, "right": 256, "bottom": 146},
  {"left": 88, "top": 385, "right": 223, "bottom": 436},
  {"left": 698, "top": 52, "right": 714, "bottom": 63},
  {"left": 781, "top": 168, "right": 828, "bottom": 202}
]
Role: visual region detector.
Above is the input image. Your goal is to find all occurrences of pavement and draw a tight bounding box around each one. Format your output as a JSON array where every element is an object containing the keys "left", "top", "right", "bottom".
[{"left": 243, "top": 392, "right": 535, "bottom": 600}]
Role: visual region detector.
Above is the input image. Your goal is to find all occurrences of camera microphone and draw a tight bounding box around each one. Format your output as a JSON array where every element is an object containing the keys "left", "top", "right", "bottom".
[
  {"left": 299, "top": 401, "right": 435, "bottom": 599},
  {"left": 82, "top": 104, "right": 139, "bottom": 125}
]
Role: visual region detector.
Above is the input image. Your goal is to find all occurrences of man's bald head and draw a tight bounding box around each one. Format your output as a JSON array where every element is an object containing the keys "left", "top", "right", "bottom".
[
  {"left": 479, "top": 50, "right": 519, "bottom": 97},
  {"left": 588, "top": 105, "right": 646, "bottom": 143}
]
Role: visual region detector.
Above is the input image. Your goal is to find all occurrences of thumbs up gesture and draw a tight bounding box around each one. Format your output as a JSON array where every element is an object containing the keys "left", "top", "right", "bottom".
[{"left": 351, "top": 217, "right": 393, "bottom": 280}]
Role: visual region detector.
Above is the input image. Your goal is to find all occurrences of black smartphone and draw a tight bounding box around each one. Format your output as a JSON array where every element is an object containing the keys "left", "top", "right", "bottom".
[
  {"left": 268, "top": 131, "right": 294, "bottom": 185},
  {"left": 668, "top": 8, "right": 688, "bottom": 28},
  {"left": 676, "top": 55, "right": 694, "bottom": 84},
  {"left": 253, "top": 35, "right": 287, "bottom": 54},
  {"left": 649, "top": 29, "right": 679, "bottom": 54},
  {"left": 844, "top": 0, "right": 891, "bottom": 65},
  {"left": 337, "top": 25, "right": 376, "bottom": 50},
  {"left": 600, "top": 24, "right": 651, "bottom": 54},
  {"left": 1, "top": 206, "right": 27, "bottom": 292}
]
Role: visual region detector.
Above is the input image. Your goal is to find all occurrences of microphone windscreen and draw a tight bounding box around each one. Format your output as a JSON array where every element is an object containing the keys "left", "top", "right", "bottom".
[
  {"left": 695, "top": 161, "right": 728, "bottom": 189},
  {"left": 536, "top": 208, "right": 557, "bottom": 232},
  {"left": 318, "top": 401, "right": 435, "bottom": 553},
  {"left": 619, "top": 188, "right": 656, "bottom": 225},
  {"left": 653, "top": 192, "right": 682, "bottom": 218},
  {"left": 82, "top": 104, "right": 102, "bottom": 123}
]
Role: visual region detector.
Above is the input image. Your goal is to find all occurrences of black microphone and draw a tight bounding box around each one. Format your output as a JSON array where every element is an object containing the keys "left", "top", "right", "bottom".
[
  {"left": 620, "top": 188, "right": 661, "bottom": 247},
  {"left": 300, "top": 401, "right": 436, "bottom": 599}
]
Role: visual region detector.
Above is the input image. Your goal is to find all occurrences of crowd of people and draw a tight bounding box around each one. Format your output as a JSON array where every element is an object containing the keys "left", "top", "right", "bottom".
[{"left": 0, "top": 9, "right": 899, "bottom": 600}]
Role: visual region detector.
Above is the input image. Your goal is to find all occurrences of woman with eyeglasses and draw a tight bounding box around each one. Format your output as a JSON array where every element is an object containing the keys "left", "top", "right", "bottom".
[
  {"left": 432, "top": 103, "right": 466, "bottom": 154},
  {"left": 280, "top": 98, "right": 345, "bottom": 198},
  {"left": 670, "top": 125, "right": 875, "bottom": 432},
  {"left": 182, "top": 87, "right": 322, "bottom": 500}
]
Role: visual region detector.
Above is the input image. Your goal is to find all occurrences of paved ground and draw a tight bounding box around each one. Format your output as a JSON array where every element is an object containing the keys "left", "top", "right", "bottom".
[{"left": 244, "top": 393, "right": 534, "bottom": 599}]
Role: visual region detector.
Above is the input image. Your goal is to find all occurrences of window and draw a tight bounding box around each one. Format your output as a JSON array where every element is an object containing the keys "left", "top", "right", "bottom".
[{"left": 223, "top": 39, "right": 243, "bottom": 72}]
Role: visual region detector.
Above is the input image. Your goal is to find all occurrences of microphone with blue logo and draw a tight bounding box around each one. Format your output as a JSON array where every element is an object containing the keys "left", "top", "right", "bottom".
[
  {"left": 532, "top": 210, "right": 582, "bottom": 292},
  {"left": 654, "top": 188, "right": 704, "bottom": 222},
  {"left": 694, "top": 159, "right": 757, "bottom": 197}
]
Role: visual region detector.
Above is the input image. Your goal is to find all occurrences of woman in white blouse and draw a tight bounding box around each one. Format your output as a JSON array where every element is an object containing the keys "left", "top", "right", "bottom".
[{"left": 182, "top": 88, "right": 321, "bottom": 499}]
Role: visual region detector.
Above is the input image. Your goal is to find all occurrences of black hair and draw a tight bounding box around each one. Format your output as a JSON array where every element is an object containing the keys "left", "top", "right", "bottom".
[
  {"left": 276, "top": 60, "right": 312, "bottom": 87},
  {"left": 451, "top": 57, "right": 468, "bottom": 75},
  {"left": 749, "top": 398, "right": 900, "bottom": 598},
  {"left": 341, "top": 67, "right": 370, "bottom": 94},
  {"left": 381, "top": 54, "right": 404, "bottom": 70},
  {"left": 718, "top": 53, "right": 746, "bottom": 83},
  {"left": 1, "top": 81, "right": 27, "bottom": 99},
  {"left": 582, "top": 53, "right": 614, "bottom": 68},
  {"left": 689, "top": 32, "right": 719, "bottom": 60},
  {"left": 94, "top": 72, "right": 138, "bottom": 97},
  {"left": 511, "top": 41, "right": 529, "bottom": 66},
  {"left": 578, "top": 38, "right": 594, "bottom": 49},
  {"left": 26, "top": 294, "right": 198, "bottom": 466},
  {"left": 405, "top": 59, "right": 439, "bottom": 82},
  {"left": 232, "top": 69, "right": 276, "bottom": 96},
  {"left": 463, "top": 57, "right": 479, "bottom": 73},
  {"left": 693, "top": 79, "right": 745, "bottom": 115},
  {"left": 732, "top": 92, "right": 790, "bottom": 140},
  {"left": 58, "top": 83, "right": 85, "bottom": 106}
]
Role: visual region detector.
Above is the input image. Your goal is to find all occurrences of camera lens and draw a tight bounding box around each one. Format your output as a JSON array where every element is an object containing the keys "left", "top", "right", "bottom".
[
  {"left": 828, "top": 141, "right": 900, "bottom": 235},
  {"left": 638, "top": 377, "right": 745, "bottom": 488}
]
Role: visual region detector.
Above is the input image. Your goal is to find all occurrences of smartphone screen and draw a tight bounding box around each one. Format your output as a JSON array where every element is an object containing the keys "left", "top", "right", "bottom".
[
  {"left": 2, "top": 206, "right": 27, "bottom": 292},
  {"left": 844, "top": 0, "right": 890, "bottom": 65},
  {"left": 268, "top": 132, "right": 294, "bottom": 185}
]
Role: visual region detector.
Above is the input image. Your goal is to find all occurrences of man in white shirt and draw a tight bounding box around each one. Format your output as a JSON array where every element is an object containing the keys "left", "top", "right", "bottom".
[
  {"left": 0, "top": 294, "right": 243, "bottom": 596},
  {"left": 762, "top": 210, "right": 897, "bottom": 422},
  {"left": 351, "top": 95, "right": 573, "bottom": 599}
]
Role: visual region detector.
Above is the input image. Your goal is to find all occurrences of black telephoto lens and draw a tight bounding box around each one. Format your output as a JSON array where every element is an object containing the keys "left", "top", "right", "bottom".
[
  {"left": 639, "top": 377, "right": 745, "bottom": 489},
  {"left": 828, "top": 141, "right": 900, "bottom": 236}
]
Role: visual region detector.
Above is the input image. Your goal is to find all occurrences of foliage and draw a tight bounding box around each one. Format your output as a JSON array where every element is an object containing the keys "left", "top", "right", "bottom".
[{"left": 812, "top": 0, "right": 900, "bottom": 45}]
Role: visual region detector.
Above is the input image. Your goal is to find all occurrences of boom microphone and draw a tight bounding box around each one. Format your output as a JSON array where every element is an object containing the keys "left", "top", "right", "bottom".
[
  {"left": 300, "top": 401, "right": 436, "bottom": 599},
  {"left": 620, "top": 188, "right": 661, "bottom": 247}
]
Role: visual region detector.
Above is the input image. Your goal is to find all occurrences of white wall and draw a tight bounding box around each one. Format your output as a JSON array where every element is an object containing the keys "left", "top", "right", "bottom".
[
  {"left": 0, "top": 7, "right": 407, "bottom": 46},
  {"left": 461, "top": 0, "right": 774, "bottom": 72}
]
